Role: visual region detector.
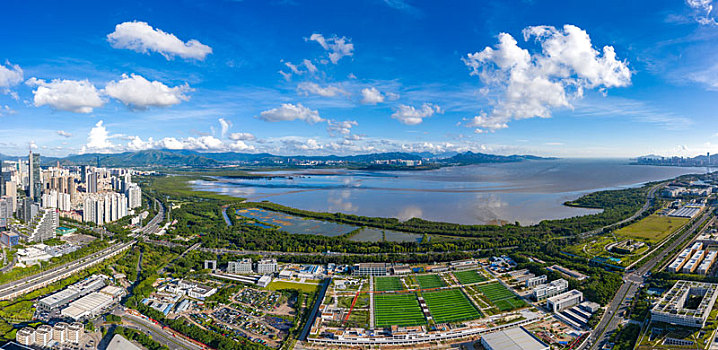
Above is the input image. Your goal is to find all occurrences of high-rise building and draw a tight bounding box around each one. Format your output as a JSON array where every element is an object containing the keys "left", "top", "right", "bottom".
[
  {"left": 27, "top": 151, "right": 42, "bottom": 201},
  {"left": 0, "top": 197, "right": 12, "bottom": 229},
  {"left": 87, "top": 172, "right": 98, "bottom": 193},
  {"left": 126, "top": 184, "right": 142, "bottom": 209}
]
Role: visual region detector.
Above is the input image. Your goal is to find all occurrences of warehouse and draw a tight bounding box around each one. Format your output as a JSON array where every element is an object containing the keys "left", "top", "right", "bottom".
[
  {"left": 480, "top": 327, "right": 549, "bottom": 350},
  {"left": 61, "top": 292, "right": 114, "bottom": 321},
  {"left": 37, "top": 289, "right": 79, "bottom": 312}
]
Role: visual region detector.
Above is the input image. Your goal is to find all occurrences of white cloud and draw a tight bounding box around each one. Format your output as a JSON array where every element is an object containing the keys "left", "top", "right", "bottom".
[
  {"left": 285, "top": 61, "right": 302, "bottom": 74},
  {"left": 218, "top": 118, "right": 232, "bottom": 137},
  {"left": 258, "top": 103, "right": 324, "bottom": 124},
  {"left": 303, "top": 59, "right": 318, "bottom": 74},
  {"left": 84, "top": 121, "right": 114, "bottom": 151},
  {"left": 327, "top": 120, "right": 358, "bottom": 136},
  {"left": 686, "top": 0, "right": 717, "bottom": 25},
  {"left": 0, "top": 105, "right": 15, "bottom": 117},
  {"left": 228, "top": 132, "right": 256, "bottom": 141},
  {"left": 0, "top": 61, "right": 23, "bottom": 96},
  {"left": 308, "top": 33, "right": 354, "bottom": 64},
  {"left": 107, "top": 21, "right": 212, "bottom": 60},
  {"left": 278, "top": 70, "right": 292, "bottom": 81},
  {"left": 360, "top": 87, "right": 385, "bottom": 104},
  {"left": 297, "top": 82, "right": 348, "bottom": 97},
  {"left": 26, "top": 78, "right": 105, "bottom": 113},
  {"left": 391, "top": 103, "right": 442, "bottom": 125},
  {"left": 463, "top": 24, "right": 631, "bottom": 132},
  {"left": 56, "top": 130, "right": 72, "bottom": 138},
  {"left": 105, "top": 73, "right": 191, "bottom": 109}
]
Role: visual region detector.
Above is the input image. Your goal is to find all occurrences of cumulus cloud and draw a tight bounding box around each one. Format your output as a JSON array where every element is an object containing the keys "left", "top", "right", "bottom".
[
  {"left": 26, "top": 78, "right": 105, "bottom": 113},
  {"left": 0, "top": 61, "right": 23, "bottom": 96},
  {"left": 258, "top": 103, "right": 324, "bottom": 124},
  {"left": 308, "top": 33, "right": 354, "bottom": 64},
  {"left": 107, "top": 21, "right": 212, "bottom": 60},
  {"left": 360, "top": 87, "right": 385, "bottom": 104},
  {"left": 228, "top": 132, "right": 256, "bottom": 141},
  {"left": 391, "top": 103, "right": 442, "bottom": 125},
  {"left": 463, "top": 24, "right": 631, "bottom": 132},
  {"left": 105, "top": 73, "right": 191, "bottom": 109},
  {"left": 56, "top": 130, "right": 72, "bottom": 138},
  {"left": 297, "top": 82, "right": 348, "bottom": 97},
  {"left": 84, "top": 121, "right": 115, "bottom": 151},
  {"left": 326, "top": 120, "right": 358, "bottom": 136}
]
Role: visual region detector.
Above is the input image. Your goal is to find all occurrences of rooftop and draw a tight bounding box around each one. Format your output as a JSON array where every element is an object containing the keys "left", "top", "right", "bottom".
[{"left": 481, "top": 327, "right": 549, "bottom": 350}]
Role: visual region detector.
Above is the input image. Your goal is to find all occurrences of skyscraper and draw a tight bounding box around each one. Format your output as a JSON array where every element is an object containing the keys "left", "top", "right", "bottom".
[{"left": 28, "top": 151, "right": 41, "bottom": 201}]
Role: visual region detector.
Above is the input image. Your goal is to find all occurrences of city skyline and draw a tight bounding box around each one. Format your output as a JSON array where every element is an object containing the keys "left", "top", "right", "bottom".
[{"left": 2, "top": 0, "right": 718, "bottom": 158}]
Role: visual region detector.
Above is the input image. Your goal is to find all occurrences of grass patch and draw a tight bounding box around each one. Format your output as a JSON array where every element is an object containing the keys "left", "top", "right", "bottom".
[
  {"left": 614, "top": 214, "right": 689, "bottom": 243},
  {"left": 375, "top": 277, "right": 404, "bottom": 291},
  {"left": 267, "top": 281, "right": 318, "bottom": 293},
  {"left": 422, "top": 289, "right": 482, "bottom": 324},
  {"left": 415, "top": 274, "right": 445, "bottom": 289},
  {"left": 453, "top": 270, "right": 487, "bottom": 285},
  {"left": 476, "top": 282, "right": 526, "bottom": 312},
  {"left": 374, "top": 293, "right": 426, "bottom": 328}
]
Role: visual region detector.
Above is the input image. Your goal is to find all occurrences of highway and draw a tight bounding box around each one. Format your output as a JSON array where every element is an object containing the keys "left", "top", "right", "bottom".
[
  {"left": 0, "top": 241, "right": 133, "bottom": 300},
  {"left": 0, "top": 198, "right": 165, "bottom": 300},
  {"left": 582, "top": 209, "right": 714, "bottom": 350},
  {"left": 116, "top": 307, "right": 203, "bottom": 350}
]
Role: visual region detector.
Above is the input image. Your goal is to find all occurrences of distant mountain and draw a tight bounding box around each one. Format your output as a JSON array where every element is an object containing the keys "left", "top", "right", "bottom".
[
  {"left": 0, "top": 149, "right": 554, "bottom": 168},
  {"left": 439, "top": 151, "right": 555, "bottom": 165},
  {"left": 62, "top": 150, "right": 220, "bottom": 167}
]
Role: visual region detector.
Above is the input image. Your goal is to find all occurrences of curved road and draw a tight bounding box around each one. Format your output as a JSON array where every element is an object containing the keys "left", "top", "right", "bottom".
[{"left": 579, "top": 182, "right": 664, "bottom": 238}]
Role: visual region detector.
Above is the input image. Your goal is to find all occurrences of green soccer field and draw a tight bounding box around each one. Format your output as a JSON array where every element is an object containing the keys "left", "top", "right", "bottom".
[
  {"left": 476, "top": 282, "right": 526, "bottom": 311},
  {"left": 422, "top": 289, "right": 482, "bottom": 324},
  {"left": 374, "top": 293, "right": 427, "bottom": 327},
  {"left": 453, "top": 270, "right": 487, "bottom": 285},
  {"left": 375, "top": 276, "right": 404, "bottom": 291},
  {"left": 416, "top": 274, "right": 445, "bottom": 289}
]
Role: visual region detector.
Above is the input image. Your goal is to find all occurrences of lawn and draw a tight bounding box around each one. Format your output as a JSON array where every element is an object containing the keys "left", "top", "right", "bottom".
[
  {"left": 422, "top": 289, "right": 482, "bottom": 324},
  {"left": 476, "top": 282, "right": 526, "bottom": 312},
  {"left": 453, "top": 270, "right": 487, "bottom": 285},
  {"left": 416, "top": 274, "right": 445, "bottom": 289},
  {"left": 375, "top": 276, "right": 404, "bottom": 291},
  {"left": 374, "top": 293, "right": 426, "bottom": 327},
  {"left": 267, "top": 281, "right": 319, "bottom": 293},
  {"left": 615, "top": 214, "right": 689, "bottom": 243}
]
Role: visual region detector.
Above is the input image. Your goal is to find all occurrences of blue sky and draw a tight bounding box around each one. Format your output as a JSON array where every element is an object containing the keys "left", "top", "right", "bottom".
[{"left": 1, "top": 0, "right": 718, "bottom": 158}]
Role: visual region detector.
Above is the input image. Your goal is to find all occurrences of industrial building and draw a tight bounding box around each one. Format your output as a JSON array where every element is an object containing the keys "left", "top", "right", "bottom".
[
  {"left": 669, "top": 205, "right": 703, "bottom": 218},
  {"left": 37, "top": 275, "right": 106, "bottom": 312},
  {"left": 651, "top": 280, "right": 718, "bottom": 328},
  {"left": 61, "top": 292, "right": 114, "bottom": 321},
  {"left": 546, "top": 290, "right": 584, "bottom": 313},
  {"left": 531, "top": 279, "right": 568, "bottom": 301},
  {"left": 480, "top": 327, "right": 549, "bottom": 350}
]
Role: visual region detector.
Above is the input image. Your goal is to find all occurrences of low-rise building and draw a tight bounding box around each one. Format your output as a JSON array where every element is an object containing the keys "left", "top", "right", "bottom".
[
  {"left": 352, "top": 263, "right": 389, "bottom": 276},
  {"left": 480, "top": 327, "right": 549, "bottom": 350},
  {"left": 228, "top": 258, "right": 253, "bottom": 274},
  {"left": 532, "top": 279, "right": 568, "bottom": 301},
  {"left": 651, "top": 280, "right": 718, "bottom": 328},
  {"left": 547, "top": 290, "right": 583, "bottom": 313},
  {"left": 526, "top": 275, "right": 547, "bottom": 288},
  {"left": 256, "top": 259, "right": 277, "bottom": 274}
]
